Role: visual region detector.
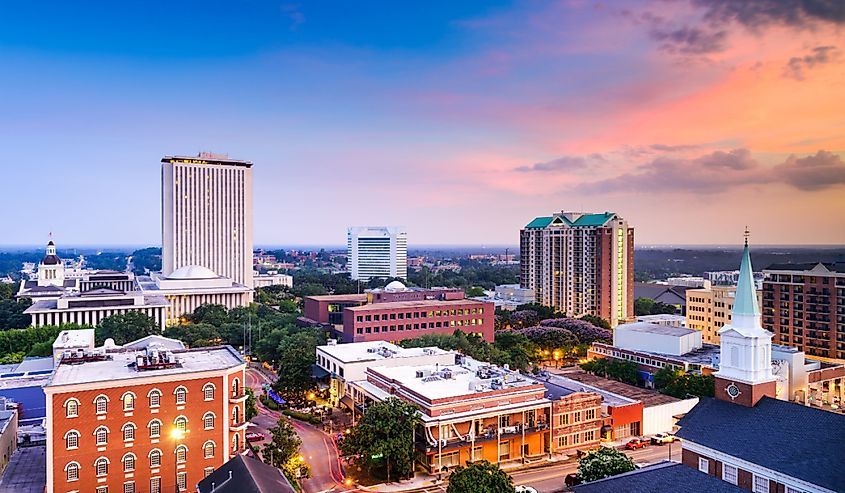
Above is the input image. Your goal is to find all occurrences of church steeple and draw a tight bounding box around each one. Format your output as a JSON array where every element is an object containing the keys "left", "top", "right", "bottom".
[{"left": 729, "top": 228, "right": 763, "bottom": 334}]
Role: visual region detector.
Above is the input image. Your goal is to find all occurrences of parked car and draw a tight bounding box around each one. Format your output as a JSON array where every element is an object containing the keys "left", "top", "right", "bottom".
[
  {"left": 650, "top": 433, "right": 678, "bottom": 445},
  {"left": 515, "top": 486, "right": 538, "bottom": 493},
  {"left": 245, "top": 432, "right": 265, "bottom": 442},
  {"left": 625, "top": 438, "right": 649, "bottom": 450},
  {"left": 564, "top": 473, "right": 581, "bottom": 487}
]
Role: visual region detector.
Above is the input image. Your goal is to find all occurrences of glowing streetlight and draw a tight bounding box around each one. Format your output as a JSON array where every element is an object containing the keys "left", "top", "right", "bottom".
[{"left": 171, "top": 428, "right": 185, "bottom": 440}]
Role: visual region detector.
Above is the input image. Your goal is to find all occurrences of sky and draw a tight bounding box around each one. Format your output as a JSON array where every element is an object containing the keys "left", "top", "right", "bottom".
[{"left": 1, "top": 0, "right": 844, "bottom": 247}]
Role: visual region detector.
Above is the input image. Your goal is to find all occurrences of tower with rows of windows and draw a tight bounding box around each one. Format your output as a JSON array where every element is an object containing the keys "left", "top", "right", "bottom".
[{"left": 44, "top": 335, "right": 247, "bottom": 493}]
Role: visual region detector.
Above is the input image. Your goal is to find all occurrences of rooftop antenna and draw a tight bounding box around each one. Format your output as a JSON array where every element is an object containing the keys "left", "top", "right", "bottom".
[{"left": 744, "top": 226, "right": 750, "bottom": 247}]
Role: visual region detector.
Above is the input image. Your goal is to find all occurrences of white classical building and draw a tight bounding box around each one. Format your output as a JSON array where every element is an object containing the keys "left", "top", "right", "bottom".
[
  {"left": 137, "top": 265, "right": 252, "bottom": 325},
  {"left": 347, "top": 226, "right": 408, "bottom": 281},
  {"left": 253, "top": 271, "right": 293, "bottom": 288},
  {"left": 161, "top": 154, "right": 254, "bottom": 291},
  {"left": 25, "top": 288, "right": 168, "bottom": 330},
  {"left": 17, "top": 240, "right": 79, "bottom": 300}
]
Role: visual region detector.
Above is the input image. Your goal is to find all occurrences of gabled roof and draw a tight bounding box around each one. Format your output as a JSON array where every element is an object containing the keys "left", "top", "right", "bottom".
[
  {"left": 571, "top": 211, "right": 616, "bottom": 226},
  {"left": 524, "top": 212, "right": 618, "bottom": 229},
  {"left": 573, "top": 461, "right": 745, "bottom": 493},
  {"left": 197, "top": 455, "right": 296, "bottom": 493},
  {"left": 524, "top": 216, "right": 555, "bottom": 229},
  {"left": 675, "top": 397, "right": 845, "bottom": 492}
]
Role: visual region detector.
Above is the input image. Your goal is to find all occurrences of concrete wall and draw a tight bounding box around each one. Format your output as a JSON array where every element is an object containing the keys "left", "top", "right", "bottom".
[{"left": 642, "top": 398, "right": 699, "bottom": 435}]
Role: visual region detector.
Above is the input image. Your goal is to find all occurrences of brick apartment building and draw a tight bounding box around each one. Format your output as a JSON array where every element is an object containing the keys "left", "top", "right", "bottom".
[
  {"left": 45, "top": 336, "right": 247, "bottom": 493},
  {"left": 302, "top": 283, "right": 494, "bottom": 343},
  {"left": 761, "top": 262, "right": 845, "bottom": 360},
  {"left": 520, "top": 211, "right": 634, "bottom": 327}
]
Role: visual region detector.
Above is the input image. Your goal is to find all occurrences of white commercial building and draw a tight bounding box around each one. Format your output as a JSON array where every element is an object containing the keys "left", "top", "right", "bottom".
[
  {"left": 315, "top": 340, "right": 456, "bottom": 406},
  {"left": 253, "top": 272, "right": 293, "bottom": 288},
  {"left": 347, "top": 226, "right": 407, "bottom": 281},
  {"left": 24, "top": 288, "right": 168, "bottom": 331},
  {"left": 161, "top": 153, "right": 254, "bottom": 293},
  {"left": 613, "top": 322, "right": 702, "bottom": 357},
  {"left": 137, "top": 265, "right": 252, "bottom": 325},
  {"left": 635, "top": 314, "right": 687, "bottom": 327}
]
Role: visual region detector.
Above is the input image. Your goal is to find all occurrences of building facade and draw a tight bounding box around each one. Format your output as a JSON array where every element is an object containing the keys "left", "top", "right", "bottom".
[
  {"left": 25, "top": 289, "right": 169, "bottom": 331},
  {"left": 687, "top": 285, "right": 761, "bottom": 345},
  {"left": 45, "top": 339, "right": 247, "bottom": 493},
  {"left": 161, "top": 154, "right": 254, "bottom": 291},
  {"left": 347, "top": 226, "right": 408, "bottom": 281},
  {"left": 761, "top": 262, "right": 845, "bottom": 360},
  {"left": 17, "top": 240, "right": 79, "bottom": 300},
  {"left": 520, "top": 212, "right": 634, "bottom": 327}
]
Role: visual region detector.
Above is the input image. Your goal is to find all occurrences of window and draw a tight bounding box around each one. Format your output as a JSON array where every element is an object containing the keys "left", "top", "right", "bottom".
[
  {"left": 148, "top": 389, "right": 161, "bottom": 408},
  {"left": 786, "top": 487, "right": 803, "bottom": 493},
  {"left": 584, "top": 430, "right": 595, "bottom": 441},
  {"left": 150, "top": 478, "right": 161, "bottom": 493},
  {"left": 203, "top": 383, "right": 215, "bottom": 401},
  {"left": 232, "top": 378, "right": 240, "bottom": 397},
  {"left": 65, "top": 462, "right": 80, "bottom": 481},
  {"left": 498, "top": 441, "right": 510, "bottom": 460},
  {"left": 149, "top": 449, "right": 162, "bottom": 467},
  {"left": 723, "top": 464, "right": 738, "bottom": 484},
  {"left": 203, "top": 412, "right": 215, "bottom": 430},
  {"left": 149, "top": 419, "right": 161, "bottom": 438},
  {"left": 65, "top": 430, "right": 79, "bottom": 450},
  {"left": 95, "top": 395, "right": 108, "bottom": 414},
  {"left": 124, "top": 482, "right": 135, "bottom": 493},
  {"left": 698, "top": 457, "right": 709, "bottom": 473},
  {"left": 65, "top": 398, "right": 79, "bottom": 418},
  {"left": 122, "top": 453, "right": 136, "bottom": 472},
  {"left": 557, "top": 435, "right": 568, "bottom": 448},
  {"left": 176, "top": 445, "right": 187, "bottom": 463},
  {"left": 95, "top": 457, "right": 109, "bottom": 476},
  {"left": 753, "top": 475, "right": 769, "bottom": 493},
  {"left": 203, "top": 441, "right": 216, "bottom": 458},
  {"left": 585, "top": 409, "right": 596, "bottom": 420},
  {"left": 233, "top": 406, "right": 241, "bottom": 424},
  {"left": 175, "top": 416, "right": 188, "bottom": 432},
  {"left": 123, "top": 423, "right": 136, "bottom": 441},
  {"left": 573, "top": 411, "right": 582, "bottom": 423},
  {"left": 122, "top": 392, "right": 135, "bottom": 411},
  {"left": 204, "top": 467, "right": 214, "bottom": 478},
  {"left": 97, "top": 487, "right": 109, "bottom": 493},
  {"left": 233, "top": 433, "right": 241, "bottom": 452},
  {"left": 571, "top": 433, "right": 581, "bottom": 445},
  {"left": 559, "top": 413, "right": 569, "bottom": 426},
  {"left": 95, "top": 426, "right": 109, "bottom": 445},
  {"left": 175, "top": 386, "right": 187, "bottom": 404},
  {"left": 177, "top": 472, "right": 187, "bottom": 491}
]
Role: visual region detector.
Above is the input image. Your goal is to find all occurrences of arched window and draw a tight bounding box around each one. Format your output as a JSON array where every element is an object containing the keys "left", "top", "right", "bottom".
[
  {"left": 174, "top": 386, "right": 187, "bottom": 405},
  {"left": 175, "top": 444, "right": 187, "bottom": 463},
  {"left": 232, "top": 433, "right": 240, "bottom": 452},
  {"left": 232, "top": 378, "right": 240, "bottom": 397},
  {"left": 232, "top": 406, "right": 240, "bottom": 425},
  {"left": 64, "top": 430, "right": 80, "bottom": 450},
  {"left": 95, "top": 457, "right": 109, "bottom": 477},
  {"left": 174, "top": 416, "right": 188, "bottom": 432},
  {"left": 64, "top": 398, "right": 80, "bottom": 418},
  {"left": 94, "top": 426, "right": 109, "bottom": 446},
  {"left": 94, "top": 395, "right": 109, "bottom": 414},
  {"left": 122, "top": 392, "right": 136, "bottom": 411},
  {"left": 65, "top": 461, "right": 80, "bottom": 482},
  {"left": 122, "top": 453, "right": 136, "bottom": 472},
  {"left": 149, "top": 449, "right": 162, "bottom": 467},
  {"left": 148, "top": 419, "right": 161, "bottom": 438},
  {"left": 122, "top": 422, "right": 136, "bottom": 441},
  {"left": 203, "top": 412, "right": 215, "bottom": 430},
  {"left": 203, "top": 383, "right": 215, "bottom": 401},
  {"left": 203, "top": 441, "right": 215, "bottom": 459},
  {"left": 148, "top": 389, "right": 162, "bottom": 408}
]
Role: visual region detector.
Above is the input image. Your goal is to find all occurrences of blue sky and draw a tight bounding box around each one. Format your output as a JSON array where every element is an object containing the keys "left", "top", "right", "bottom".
[{"left": 2, "top": 1, "right": 844, "bottom": 246}]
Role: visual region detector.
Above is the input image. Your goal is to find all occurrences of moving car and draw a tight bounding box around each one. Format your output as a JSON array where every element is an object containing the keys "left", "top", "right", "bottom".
[
  {"left": 245, "top": 432, "right": 265, "bottom": 442},
  {"left": 650, "top": 433, "right": 678, "bottom": 445},
  {"left": 625, "top": 437, "right": 649, "bottom": 450}
]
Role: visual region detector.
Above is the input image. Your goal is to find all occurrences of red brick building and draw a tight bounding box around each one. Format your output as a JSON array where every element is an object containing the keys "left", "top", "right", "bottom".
[{"left": 45, "top": 337, "right": 247, "bottom": 493}]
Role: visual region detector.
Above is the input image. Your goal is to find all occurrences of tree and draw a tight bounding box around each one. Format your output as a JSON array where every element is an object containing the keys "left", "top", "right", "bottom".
[
  {"left": 446, "top": 460, "right": 515, "bottom": 493},
  {"left": 578, "top": 314, "right": 611, "bottom": 330},
  {"left": 189, "top": 303, "right": 229, "bottom": 326},
  {"left": 580, "top": 358, "right": 638, "bottom": 385},
  {"left": 653, "top": 367, "right": 715, "bottom": 398},
  {"left": 538, "top": 318, "right": 612, "bottom": 344},
  {"left": 0, "top": 298, "right": 32, "bottom": 330},
  {"left": 577, "top": 446, "right": 635, "bottom": 483},
  {"left": 245, "top": 387, "right": 259, "bottom": 420},
  {"left": 634, "top": 297, "right": 677, "bottom": 316},
  {"left": 164, "top": 322, "right": 222, "bottom": 347},
  {"left": 464, "top": 286, "right": 486, "bottom": 298},
  {"left": 340, "top": 398, "right": 420, "bottom": 481},
  {"left": 95, "top": 311, "right": 160, "bottom": 345},
  {"left": 274, "top": 331, "right": 320, "bottom": 405},
  {"left": 262, "top": 417, "right": 305, "bottom": 481}
]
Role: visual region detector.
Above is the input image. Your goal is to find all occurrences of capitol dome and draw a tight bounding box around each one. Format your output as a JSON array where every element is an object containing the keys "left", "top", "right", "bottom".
[
  {"left": 384, "top": 280, "right": 407, "bottom": 292},
  {"left": 167, "top": 265, "right": 218, "bottom": 280}
]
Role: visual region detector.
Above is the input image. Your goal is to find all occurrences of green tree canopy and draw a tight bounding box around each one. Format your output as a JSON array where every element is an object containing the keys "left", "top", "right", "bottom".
[
  {"left": 95, "top": 312, "right": 160, "bottom": 345},
  {"left": 577, "top": 446, "right": 635, "bottom": 483},
  {"left": 446, "top": 460, "right": 515, "bottom": 493},
  {"left": 0, "top": 297, "right": 32, "bottom": 330},
  {"left": 653, "top": 367, "right": 715, "bottom": 398},
  {"left": 340, "top": 397, "right": 420, "bottom": 481},
  {"left": 464, "top": 286, "right": 487, "bottom": 298},
  {"left": 634, "top": 297, "right": 678, "bottom": 316},
  {"left": 261, "top": 417, "right": 306, "bottom": 481},
  {"left": 578, "top": 314, "right": 611, "bottom": 330},
  {"left": 273, "top": 331, "right": 323, "bottom": 405}
]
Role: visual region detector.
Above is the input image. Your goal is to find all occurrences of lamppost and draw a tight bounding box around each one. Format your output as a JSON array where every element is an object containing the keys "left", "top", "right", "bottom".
[{"left": 171, "top": 428, "right": 186, "bottom": 492}]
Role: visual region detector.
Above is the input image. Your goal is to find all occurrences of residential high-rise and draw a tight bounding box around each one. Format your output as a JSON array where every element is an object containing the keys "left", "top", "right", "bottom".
[
  {"left": 520, "top": 211, "right": 633, "bottom": 327},
  {"left": 347, "top": 226, "right": 407, "bottom": 281},
  {"left": 161, "top": 153, "right": 253, "bottom": 291},
  {"left": 762, "top": 261, "right": 845, "bottom": 360}
]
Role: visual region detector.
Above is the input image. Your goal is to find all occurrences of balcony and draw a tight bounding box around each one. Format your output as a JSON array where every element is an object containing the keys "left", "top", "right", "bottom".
[
  {"left": 230, "top": 391, "right": 248, "bottom": 404},
  {"left": 231, "top": 420, "right": 248, "bottom": 431}
]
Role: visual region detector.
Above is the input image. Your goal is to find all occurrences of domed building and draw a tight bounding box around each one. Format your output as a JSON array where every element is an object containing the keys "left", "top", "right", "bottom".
[
  {"left": 136, "top": 265, "right": 252, "bottom": 325},
  {"left": 17, "top": 239, "right": 79, "bottom": 300}
]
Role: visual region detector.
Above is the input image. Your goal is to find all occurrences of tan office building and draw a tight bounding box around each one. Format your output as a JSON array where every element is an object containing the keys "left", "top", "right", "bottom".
[{"left": 686, "top": 285, "right": 761, "bottom": 344}]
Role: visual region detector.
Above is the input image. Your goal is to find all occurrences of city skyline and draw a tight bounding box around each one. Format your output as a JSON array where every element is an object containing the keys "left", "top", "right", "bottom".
[{"left": 2, "top": 1, "right": 845, "bottom": 246}]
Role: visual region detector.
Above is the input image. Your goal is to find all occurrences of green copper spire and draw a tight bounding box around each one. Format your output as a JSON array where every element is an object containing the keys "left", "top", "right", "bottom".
[{"left": 733, "top": 229, "right": 760, "bottom": 317}]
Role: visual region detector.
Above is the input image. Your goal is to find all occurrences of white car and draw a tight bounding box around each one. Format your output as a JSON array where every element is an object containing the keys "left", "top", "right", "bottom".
[{"left": 516, "top": 486, "right": 538, "bottom": 493}]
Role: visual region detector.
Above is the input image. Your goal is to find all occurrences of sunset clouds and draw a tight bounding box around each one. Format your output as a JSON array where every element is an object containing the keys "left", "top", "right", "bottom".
[{"left": 0, "top": 0, "right": 843, "bottom": 245}]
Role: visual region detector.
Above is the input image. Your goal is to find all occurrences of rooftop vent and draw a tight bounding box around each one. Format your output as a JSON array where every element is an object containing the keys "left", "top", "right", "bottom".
[
  {"left": 60, "top": 348, "right": 111, "bottom": 365},
  {"left": 135, "top": 347, "right": 180, "bottom": 371}
]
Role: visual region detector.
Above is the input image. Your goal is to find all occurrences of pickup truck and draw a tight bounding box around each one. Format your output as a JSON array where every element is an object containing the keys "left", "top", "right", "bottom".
[
  {"left": 650, "top": 433, "right": 678, "bottom": 445},
  {"left": 625, "top": 438, "right": 649, "bottom": 450}
]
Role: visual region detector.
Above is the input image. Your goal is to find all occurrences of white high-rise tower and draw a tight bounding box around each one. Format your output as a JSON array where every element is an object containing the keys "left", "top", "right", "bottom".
[
  {"left": 347, "top": 226, "right": 407, "bottom": 281},
  {"left": 161, "top": 153, "right": 254, "bottom": 291}
]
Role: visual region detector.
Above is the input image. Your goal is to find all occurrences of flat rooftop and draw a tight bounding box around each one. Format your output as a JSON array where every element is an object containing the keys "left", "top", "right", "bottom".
[
  {"left": 305, "top": 294, "right": 368, "bottom": 302},
  {"left": 555, "top": 369, "right": 681, "bottom": 407},
  {"left": 317, "top": 341, "right": 452, "bottom": 364},
  {"left": 162, "top": 155, "right": 253, "bottom": 168},
  {"left": 617, "top": 322, "right": 696, "bottom": 337},
  {"left": 370, "top": 357, "right": 542, "bottom": 402},
  {"left": 538, "top": 374, "right": 636, "bottom": 407},
  {"left": 347, "top": 298, "right": 487, "bottom": 311},
  {"left": 46, "top": 345, "right": 244, "bottom": 388},
  {"left": 635, "top": 314, "right": 686, "bottom": 322},
  {"left": 53, "top": 329, "right": 94, "bottom": 349}
]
